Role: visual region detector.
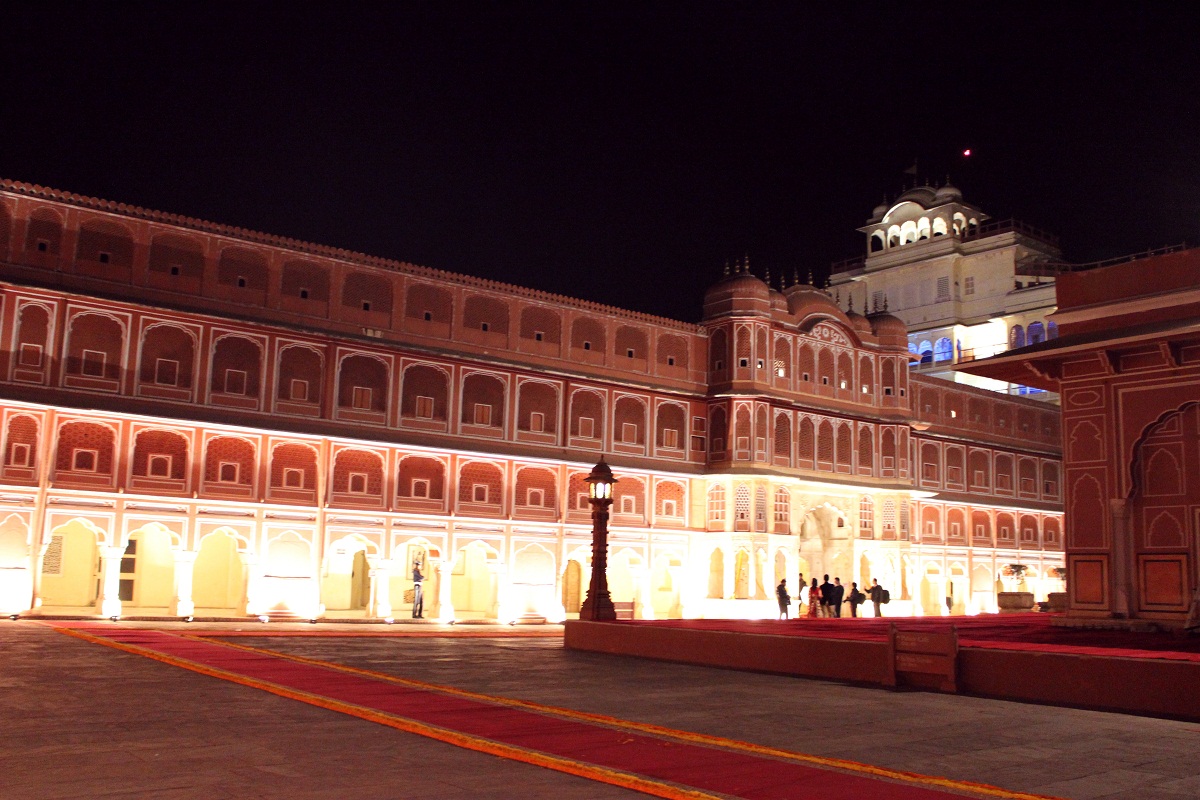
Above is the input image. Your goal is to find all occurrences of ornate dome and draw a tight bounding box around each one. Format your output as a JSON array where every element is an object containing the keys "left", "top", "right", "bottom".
[
  {"left": 845, "top": 309, "right": 873, "bottom": 336},
  {"left": 868, "top": 311, "right": 907, "bottom": 345},
  {"left": 934, "top": 182, "right": 962, "bottom": 202},
  {"left": 702, "top": 266, "right": 771, "bottom": 319},
  {"left": 782, "top": 280, "right": 838, "bottom": 318}
]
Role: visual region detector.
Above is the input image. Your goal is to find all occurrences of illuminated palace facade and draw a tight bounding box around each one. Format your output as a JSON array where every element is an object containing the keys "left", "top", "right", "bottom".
[{"left": 0, "top": 180, "right": 1063, "bottom": 621}]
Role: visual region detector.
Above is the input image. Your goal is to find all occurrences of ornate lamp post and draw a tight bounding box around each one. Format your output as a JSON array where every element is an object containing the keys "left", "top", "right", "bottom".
[{"left": 579, "top": 458, "right": 617, "bottom": 621}]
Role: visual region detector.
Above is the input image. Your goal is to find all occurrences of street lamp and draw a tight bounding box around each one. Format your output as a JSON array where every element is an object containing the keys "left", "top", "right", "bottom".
[{"left": 579, "top": 457, "right": 617, "bottom": 621}]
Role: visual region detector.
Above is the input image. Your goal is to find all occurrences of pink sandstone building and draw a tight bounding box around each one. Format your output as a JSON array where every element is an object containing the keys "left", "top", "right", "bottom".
[
  {"left": 966, "top": 247, "right": 1200, "bottom": 624},
  {"left": 0, "top": 179, "right": 1063, "bottom": 621}
]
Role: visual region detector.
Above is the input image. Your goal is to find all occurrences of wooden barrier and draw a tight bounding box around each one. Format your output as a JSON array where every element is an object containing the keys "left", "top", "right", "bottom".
[{"left": 889, "top": 623, "right": 958, "bottom": 692}]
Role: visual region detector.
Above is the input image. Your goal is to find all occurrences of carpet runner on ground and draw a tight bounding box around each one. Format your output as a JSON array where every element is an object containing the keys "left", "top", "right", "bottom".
[{"left": 54, "top": 624, "right": 1061, "bottom": 800}]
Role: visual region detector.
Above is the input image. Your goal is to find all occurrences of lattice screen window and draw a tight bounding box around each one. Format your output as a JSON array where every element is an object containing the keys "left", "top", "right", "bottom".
[{"left": 42, "top": 535, "right": 63, "bottom": 575}]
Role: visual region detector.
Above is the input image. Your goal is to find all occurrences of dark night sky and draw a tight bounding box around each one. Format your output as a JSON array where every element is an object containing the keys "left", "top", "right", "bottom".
[{"left": 3, "top": 3, "right": 1199, "bottom": 321}]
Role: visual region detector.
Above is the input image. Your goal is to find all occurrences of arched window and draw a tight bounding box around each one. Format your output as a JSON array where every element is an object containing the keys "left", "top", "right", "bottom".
[
  {"left": 934, "top": 338, "right": 953, "bottom": 363},
  {"left": 1047, "top": 321, "right": 1058, "bottom": 339},
  {"left": 918, "top": 340, "right": 933, "bottom": 365},
  {"left": 859, "top": 496, "right": 874, "bottom": 537},
  {"left": 1009, "top": 325, "right": 1025, "bottom": 349},
  {"left": 1028, "top": 321, "right": 1046, "bottom": 345},
  {"left": 706, "top": 484, "right": 725, "bottom": 526}
]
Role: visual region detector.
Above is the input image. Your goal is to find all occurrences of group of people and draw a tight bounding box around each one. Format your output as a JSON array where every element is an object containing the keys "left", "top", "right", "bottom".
[{"left": 775, "top": 574, "right": 887, "bottom": 620}]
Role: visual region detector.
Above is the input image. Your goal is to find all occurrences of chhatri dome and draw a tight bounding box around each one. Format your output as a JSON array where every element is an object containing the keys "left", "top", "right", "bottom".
[{"left": 702, "top": 257, "right": 771, "bottom": 319}]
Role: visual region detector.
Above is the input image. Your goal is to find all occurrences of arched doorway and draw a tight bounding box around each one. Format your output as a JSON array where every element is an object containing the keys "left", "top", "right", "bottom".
[
  {"left": 39, "top": 519, "right": 102, "bottom": 611},
  {"left": 561, "top": 560, "right": 582, "bottom": 614},
  {"left": 920, "top": 563, "right": 944, "bottom": 616},
  {"left": 120, "top": 524, "right": 177, "bottom": 612},
  {"left": 451, "top": 541, "right": 498, "bottom": 619},
  {"left": 320, "top": 536, "right": 374, "bottom": 614},
  {"left": 651, "top": 551, "right": 683, "bottom": 619},
  {"left": 733, "top": 548, "right": 750, "bottom": 599},
  {"left": 193, "top": 529, "right": 246, "bottom": 614},
  {"left": 971, "top": 563, "right": 994, "bottom": 614},
  {"left": 0, "top": 515, "right": 31, "bottom": 614},
  {"left": 707, "top": 549, "right": 724, "bottom": 598},
  {"left": 512, "top": 544, "right": 557, "bottom": 620}
]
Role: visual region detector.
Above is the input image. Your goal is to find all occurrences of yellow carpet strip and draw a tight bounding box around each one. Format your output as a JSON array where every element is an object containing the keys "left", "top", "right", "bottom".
[{"left": 58, "top": 625, "right": 1064, "bottom": 800}]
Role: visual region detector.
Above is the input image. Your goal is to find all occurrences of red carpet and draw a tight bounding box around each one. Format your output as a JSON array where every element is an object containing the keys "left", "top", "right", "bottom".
[
  {"left": 56, "top": 624, "right": 1058, "bottom": 800},
  {"left": 628, "top": 615, "right": 1200, "bottom": 662}
]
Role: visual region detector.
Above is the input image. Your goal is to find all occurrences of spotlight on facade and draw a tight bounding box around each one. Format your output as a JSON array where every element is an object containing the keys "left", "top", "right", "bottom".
[
  {"left": 578, "top": 458, "right": 618, "bottom": 622},
  {"left": 385, "top": 617, "right": 394, "bottom": 624},
  {"left": 309, "top": 618, "right": 317, "bottom": 624},
  {"left": 258, "top": 615, "right": 269, "bottom": 623},
  {"left": 109, "top": 615, "right": 119, "bottom": 622},
  {"left": 184, "top": 616, "right": 194, "bottom": 623},
  {"left": 8, "top": 614, "right": 19, "bottom": 621}
]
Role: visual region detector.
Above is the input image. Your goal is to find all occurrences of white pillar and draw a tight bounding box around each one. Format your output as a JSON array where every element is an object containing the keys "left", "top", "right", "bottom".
[
  {"left": 241, "top": 553, "right": 263, "bottom": 616},
  {"left": 435, "top": 559, "right": 455, "bottom": 623},
  {"left": 98, "top": 545, "right": 124, "bottom": 618},
  {"left": 637, "top": 566, "right": 656, "bottom": 620},
  {"left": 491, "top": 563, "right": 513, "bottom": 622},
  {"left": 171, "top": 550, "right": 198, "bottom": 617},
  {"left": 372, "top": 558, "right": 393, "bottom": 619}
]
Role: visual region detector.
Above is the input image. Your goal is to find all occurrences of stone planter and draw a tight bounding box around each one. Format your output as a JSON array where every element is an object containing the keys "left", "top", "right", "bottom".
[
  {"left": 997, "top": 591, "right": 1036, "bottom": 613},
  {"left": 1047, "top": 592, "right": 1068, "bottom": 612}
]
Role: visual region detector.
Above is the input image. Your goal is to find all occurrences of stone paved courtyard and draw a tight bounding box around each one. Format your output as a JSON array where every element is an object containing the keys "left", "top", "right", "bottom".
[{"left": 3, "top": 621, "right": 1199, "bottom": 799}]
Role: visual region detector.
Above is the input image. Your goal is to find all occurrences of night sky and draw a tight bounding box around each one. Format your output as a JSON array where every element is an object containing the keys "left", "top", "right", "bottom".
[{"left": 3, "top": 3, "right": 1198, "bottom": 321}]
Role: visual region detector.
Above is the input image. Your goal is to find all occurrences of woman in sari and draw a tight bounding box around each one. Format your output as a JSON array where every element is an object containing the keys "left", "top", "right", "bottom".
[{"left": 807, "top": 578, "right": 821, "bottom": 618}]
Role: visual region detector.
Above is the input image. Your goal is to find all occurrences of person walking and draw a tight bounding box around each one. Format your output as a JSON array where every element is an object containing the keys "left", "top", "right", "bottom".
[
  {"left": 411, "top": 560, "right": 425, "bottom": 619},
  {"left": 831, "top": 577, "right": 845, "bottom": 618},
  {"left": 846, "top": 581, "right": 865, "bottom": 617},
  {"left": 819, "top": 574, "right": 835, "bottom": 618},
  {"left": 776, "top": 579, "right": 791, "bottom": 620},
  {"left": 868, "top": 579, "right": 885, "bottom": 618},
  {"left": 807, "top": 578, "right": 821, "bottom": 618}
]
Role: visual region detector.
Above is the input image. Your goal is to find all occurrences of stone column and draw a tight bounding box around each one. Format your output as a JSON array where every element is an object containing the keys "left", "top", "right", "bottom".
[
  {"left": 372, "top": 558, "right": 393, "bottom": 619},
  {"left": 240, "top": 553, "right": 263, "bottom": 616},
  {"left": 435, "top": 559, "right": 455, "bottom": 623},
  {"left": 1110, "top": 499, "right": 1133, "bottom": 617},
  {"left": 97, "top": 545, "right": 125, "bottom": 618},
  {"left": 170, "top": 550, "right": 198, "bottom": 617}
]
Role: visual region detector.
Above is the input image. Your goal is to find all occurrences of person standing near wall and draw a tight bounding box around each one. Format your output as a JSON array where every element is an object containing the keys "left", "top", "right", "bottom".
[
  {"left": 868, "top": 579, "right": 885, "bottom": 618},
  {"left": 412, "top": 559, "right": 425, "bottom": 619},
  {"left": 776, "top": 579, "right": 790, "bottom": 620}
]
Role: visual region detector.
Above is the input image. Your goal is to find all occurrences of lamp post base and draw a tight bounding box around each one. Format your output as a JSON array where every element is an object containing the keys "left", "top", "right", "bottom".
[{"left": 579, "top": 590, "right": 617, "bottom": 621}]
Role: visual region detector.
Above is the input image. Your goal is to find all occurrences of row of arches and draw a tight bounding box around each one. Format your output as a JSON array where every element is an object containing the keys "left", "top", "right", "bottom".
[
  {"left": 3, "top": 412, "right": 689, "bottom": 518},
  {"left": 869, "top": 212, "right": 979, "bottom": 252},
  {"left": 1009, "top": 320, "right": 1059, "bottom": 349},
  {"left": 709, "top": 326, "right": 907, "bottom": 403},
  {"left": 0, "top": 205, "right": 693, "bottom": 371},
  {"left": 709, "top": 406, "right": 909, "bottom": 477},
  {"left": 10, "top": 515, "right": 685, "bottom": 621},
  {"left": 8, "top": 302, "right": 700, "bottom": 454},
  {"left": 917, "top": 441, "right": 1060, "bottom": 501}
]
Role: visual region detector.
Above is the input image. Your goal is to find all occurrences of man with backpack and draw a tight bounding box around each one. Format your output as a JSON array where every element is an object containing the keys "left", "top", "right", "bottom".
[{"left": 868, "top": 579, "right": 889, "bottom": 618}]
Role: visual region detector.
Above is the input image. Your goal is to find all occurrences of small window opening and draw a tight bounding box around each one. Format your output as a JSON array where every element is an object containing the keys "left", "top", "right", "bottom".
[
  {"left": 423, "top": 311, "right": 432, "bottom": 321},
  {"left": 583, "top": 341, "right": 591, "bottom": 351},
  {"left": 534, "top": 331, "right": 543, "bottom": 342},
  {"left": 237, "top": 276, "right": 247, "bottom": 288},
  {"left": 667, "top": 356, "right": 675, "bottom": 366},
  {"left": 98, "top": 252, "right": 110, "bottom": 264},
  {"left": 299, "top": 288, "right": 309, "bottom": 300},
  {"left": 362, "top": 301, "right": 371, "bottom": 312},
  {"left": 481, "top": 322, "right": 490, "bottom": 332},
  {"left": 36, "top": 241, "right": 48, "bottom": 252},
  {"left": 169, "top": 265, "right": 180, "bottom": 276}
]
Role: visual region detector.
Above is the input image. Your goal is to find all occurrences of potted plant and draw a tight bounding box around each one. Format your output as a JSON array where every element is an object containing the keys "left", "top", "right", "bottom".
[{"left": 998, "top": 564, "right": 1035, "bottom": 612}]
